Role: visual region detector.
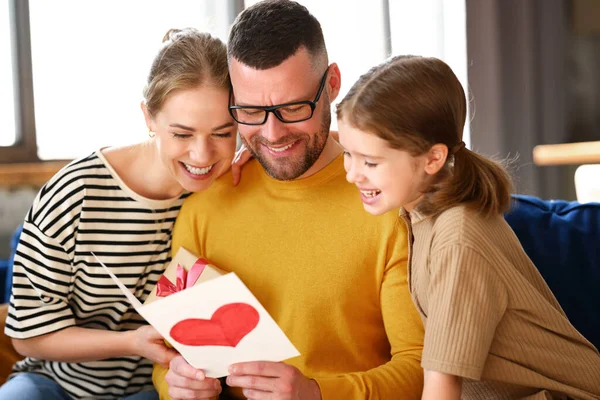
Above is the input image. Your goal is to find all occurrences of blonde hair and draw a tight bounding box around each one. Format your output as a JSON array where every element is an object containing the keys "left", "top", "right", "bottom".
[
  {"left": 337, "top": 55, "right": 513, "bottom": 216},
  {"left": 143, "top": 28, "right": 229, "bottom": 116}
]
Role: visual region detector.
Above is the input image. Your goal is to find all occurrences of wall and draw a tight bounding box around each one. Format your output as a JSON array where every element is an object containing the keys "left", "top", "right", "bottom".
[
  {"left": 467, "top": 0, "right": 600, "bottom": 200},
  {"left": 466, "top": 0, "right": 572, "bottom": 199},
  {"left": 569, "top": 0, "right": 600, "bottom": 144}
]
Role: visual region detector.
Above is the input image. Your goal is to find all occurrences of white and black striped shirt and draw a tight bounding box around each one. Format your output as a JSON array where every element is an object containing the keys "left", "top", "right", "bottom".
[{"left": 5, "top": 150, "right": 188, "bottom": 399}]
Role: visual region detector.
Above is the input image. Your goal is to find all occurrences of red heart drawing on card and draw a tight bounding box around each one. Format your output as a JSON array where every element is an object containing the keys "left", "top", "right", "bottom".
[{"left": 170, "top": 303, "right": 260, "bottom": 347}]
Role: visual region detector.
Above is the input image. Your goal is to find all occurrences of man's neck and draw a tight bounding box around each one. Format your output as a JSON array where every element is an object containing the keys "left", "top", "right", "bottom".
[{"left": 296, "top": 135, "right": 343, "bottom": 180}]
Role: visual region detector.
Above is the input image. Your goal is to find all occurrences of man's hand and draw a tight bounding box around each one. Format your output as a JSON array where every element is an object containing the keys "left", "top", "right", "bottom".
[
  {"left": 226, "top": 361, "right": 321, "bottom": 400},
  {"left": 165, "top": 356, "right": 222, "bottom": 400},
  {"left": 231, "top": 144, "right": 253, "bottom": 186},
  {"left": 131, "top": 325, "right": 178, "bottom": 368}
]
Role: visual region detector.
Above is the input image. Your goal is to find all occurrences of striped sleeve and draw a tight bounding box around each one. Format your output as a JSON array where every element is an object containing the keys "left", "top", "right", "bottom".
[
  {"left": 421, "top": 245, "right": 508, "bottom": 380},
  {"left": 5, "top": 222, "right": 75, "bottom": 338},
  {"left": 4, "top": 161, "right": 86, "bottom": 339}
]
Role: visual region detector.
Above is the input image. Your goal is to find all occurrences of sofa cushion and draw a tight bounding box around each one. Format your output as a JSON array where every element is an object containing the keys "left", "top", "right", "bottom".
[
  {"left": 505, "top": 194, "right": 600, "bottom": 350},
  {"left": 3, "top": 225, "right": 22, "bottom": 304}
]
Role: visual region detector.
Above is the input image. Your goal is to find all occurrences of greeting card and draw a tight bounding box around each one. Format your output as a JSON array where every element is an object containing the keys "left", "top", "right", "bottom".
[{"left": 93, "top": 248, "right": 299, "bottom": 377}]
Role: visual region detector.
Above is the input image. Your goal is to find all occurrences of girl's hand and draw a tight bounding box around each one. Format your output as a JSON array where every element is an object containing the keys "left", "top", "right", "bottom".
[
  {"left": 131, "top": 325, "right": 178, "bottom": 368},
  {"left": 231, "top": 144, "right": 253, "bottom": 186}
]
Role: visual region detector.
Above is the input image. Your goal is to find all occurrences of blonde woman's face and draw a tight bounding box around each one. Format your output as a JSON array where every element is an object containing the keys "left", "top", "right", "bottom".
[
  {"left": 338, "top": 118, "right": 428, "bottom": 215},
  {"left": 150, "top": 85, "right": 237, "bottom": 193}
]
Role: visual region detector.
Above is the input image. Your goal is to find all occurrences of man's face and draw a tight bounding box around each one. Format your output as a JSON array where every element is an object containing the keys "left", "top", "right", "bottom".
[{"left": 229, "top": 48, "right": 332, "bottom": 181}]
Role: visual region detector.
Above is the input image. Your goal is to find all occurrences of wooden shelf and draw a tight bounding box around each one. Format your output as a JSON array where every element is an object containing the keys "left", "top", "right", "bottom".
[
  {"left": 0, "top": 161, "right": 70, "bottom": 188},
  {"left": 533, "top": 141, "right": 600, "bottom": 166}
]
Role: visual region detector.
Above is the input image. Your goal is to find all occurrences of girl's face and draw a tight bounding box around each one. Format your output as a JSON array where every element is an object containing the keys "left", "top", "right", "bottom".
[
  {"left": 338, "top": 118, "right": 429, "bottom": 215},
  {"left": 146, "top": 85, "right": 237, "bottom": 193}
]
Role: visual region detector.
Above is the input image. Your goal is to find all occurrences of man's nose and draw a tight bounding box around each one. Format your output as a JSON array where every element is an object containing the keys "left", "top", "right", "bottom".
[{"left": 262, "top": 112, "right": 287, "bottom": 144}]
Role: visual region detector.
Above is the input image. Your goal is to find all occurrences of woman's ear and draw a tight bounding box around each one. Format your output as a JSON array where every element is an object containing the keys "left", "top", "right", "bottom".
[
  {"left": 424, "top": 144, "right": 448, "bottom": 175},
  {"left": 140, "top": 102, "right": 154, "bottom": 131}
]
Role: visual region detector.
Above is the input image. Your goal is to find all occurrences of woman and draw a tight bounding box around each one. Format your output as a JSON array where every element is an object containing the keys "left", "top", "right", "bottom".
[
  {"left": 337, "top": 55, "right": 600, "bottom": 399},
  {"left": 0, "top": 28, "right": 244, "bottom": 400}
]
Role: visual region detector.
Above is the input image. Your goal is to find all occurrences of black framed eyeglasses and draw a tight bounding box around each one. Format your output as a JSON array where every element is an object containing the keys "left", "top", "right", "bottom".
[{"left": 228, "top": 69, "right": 329, "bottom": 126}]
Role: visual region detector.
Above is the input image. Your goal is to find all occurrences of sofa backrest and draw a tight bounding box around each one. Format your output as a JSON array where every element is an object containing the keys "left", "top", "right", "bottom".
[{"left": 505, "top": 194, "right": 600, "bottom": 350}]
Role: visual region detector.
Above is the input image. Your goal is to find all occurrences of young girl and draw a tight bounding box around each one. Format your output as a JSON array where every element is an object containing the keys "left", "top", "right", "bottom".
[
  {"left": 337, "top": 55, "right": 600, "bottom": 399},
  {"left": 0, "top": 28, "right": 247, "bottom": 400}
]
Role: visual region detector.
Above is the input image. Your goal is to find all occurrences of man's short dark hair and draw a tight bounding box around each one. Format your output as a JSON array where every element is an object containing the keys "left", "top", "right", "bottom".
[{"left": 228, "top": 0, "right": 327, "bottom": 70}]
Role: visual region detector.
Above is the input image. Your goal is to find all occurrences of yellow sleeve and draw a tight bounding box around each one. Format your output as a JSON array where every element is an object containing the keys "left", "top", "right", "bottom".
[
  {"left": 153, "top": 363, "right": 171, "bottom": 400},
  {"left": 313, "top": 222, "right": 424, "bottom": 400}
]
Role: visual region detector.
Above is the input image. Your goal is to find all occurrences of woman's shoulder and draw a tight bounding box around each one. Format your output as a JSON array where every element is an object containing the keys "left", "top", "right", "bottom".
[
  {"left": 41, "top": 151, "right": 109, "bottom": 193},
  {"left": 27, "top": 151, "right": 111, "bottom": 225}
]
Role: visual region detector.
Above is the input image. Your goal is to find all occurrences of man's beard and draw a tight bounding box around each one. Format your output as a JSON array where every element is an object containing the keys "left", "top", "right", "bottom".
[{"left": 241, "top": 104, "right": 331, "bottom": 181}]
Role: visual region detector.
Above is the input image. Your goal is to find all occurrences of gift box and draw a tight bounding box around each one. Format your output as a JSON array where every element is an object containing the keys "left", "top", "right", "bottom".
[{"left": 144, "top": 247, "right": 226, "bottom": 306}]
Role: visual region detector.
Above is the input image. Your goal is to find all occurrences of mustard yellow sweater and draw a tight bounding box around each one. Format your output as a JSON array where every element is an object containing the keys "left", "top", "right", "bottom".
[{"left": 154, "top": 156, "right": 424, "bottom": 400}]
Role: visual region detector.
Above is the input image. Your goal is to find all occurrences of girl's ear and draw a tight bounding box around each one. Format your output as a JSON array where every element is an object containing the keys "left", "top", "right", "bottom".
[
  {"left": 141, "top": 102, "right": 154, "bottom": 132},
  {"left": 424, "top": 143, "right": 448, "bottom": 175}
]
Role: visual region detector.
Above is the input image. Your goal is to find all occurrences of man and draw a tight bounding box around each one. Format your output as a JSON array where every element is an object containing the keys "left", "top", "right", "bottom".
[{"left": 162, "top": 1, "right": 424, "bottom": 399}]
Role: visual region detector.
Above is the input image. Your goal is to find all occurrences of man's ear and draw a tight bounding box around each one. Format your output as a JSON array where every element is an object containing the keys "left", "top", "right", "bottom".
[
  {"left": 326, "top": 63, "right": 342, "bottom": 103},
  {"left": 424, "top": 144, "right": 448, "bottom": 175},
  {"left": 140, "top": 102, "right": 154, "bottom": 132}
]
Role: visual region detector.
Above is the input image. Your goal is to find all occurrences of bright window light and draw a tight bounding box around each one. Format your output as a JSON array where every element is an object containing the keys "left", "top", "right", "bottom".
[
  {"left": 0, "top": 1, "right": 16, "bottom": 147},
  {"left": 29, "top": 0, "right": 227, "bottom": 160}
]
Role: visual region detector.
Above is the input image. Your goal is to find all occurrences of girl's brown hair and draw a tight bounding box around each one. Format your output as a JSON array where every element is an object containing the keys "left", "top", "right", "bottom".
[
  {"left": 143, "top": 28, "right": 230, "bottom": 116},
  {"left": 337, "top": 55, "right": 513, "bottom": 216}
]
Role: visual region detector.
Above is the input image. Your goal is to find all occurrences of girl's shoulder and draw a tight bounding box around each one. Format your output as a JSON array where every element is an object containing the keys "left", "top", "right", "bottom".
[{"left": 430, "top": 204, "right": 509, "bottom": 249}]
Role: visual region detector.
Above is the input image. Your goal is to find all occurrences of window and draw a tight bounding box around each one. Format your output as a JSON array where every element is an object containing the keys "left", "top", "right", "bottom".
[
  {"left": 1, "top": 0, "right": 241, "bottom": 162},
  {"left": 0, "top": 1, "right": 16, "bottom": 147},
  {"left": 245, "top": 0, "right": 468, "bottom": 141},
  {"left": 389, "top": 0, "right": 469, "bottom": 146},
  {"left": 29, "top": 0, "right": 239, "bottom": 160},
  {"left": 3, "top": 0, "right": 467, "bottom": 163}
]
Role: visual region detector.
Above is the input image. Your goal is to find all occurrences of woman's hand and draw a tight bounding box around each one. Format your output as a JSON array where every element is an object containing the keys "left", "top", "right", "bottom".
[
  {"left": 131, "top": 325, "right": 178, "bottom": 368},
  {"left": 231, "top": 144, "right": 253, "bottom": 186}
]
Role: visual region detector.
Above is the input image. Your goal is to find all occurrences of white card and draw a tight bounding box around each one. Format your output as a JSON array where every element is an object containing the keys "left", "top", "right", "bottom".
[{"left": 93, "top": 253, "right": 300, "bottom": 377}]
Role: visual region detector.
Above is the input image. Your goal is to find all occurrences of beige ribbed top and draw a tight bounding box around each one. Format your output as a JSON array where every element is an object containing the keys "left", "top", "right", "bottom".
[{"left": 400, "top": 205, "right": 600, "bottom": 400}]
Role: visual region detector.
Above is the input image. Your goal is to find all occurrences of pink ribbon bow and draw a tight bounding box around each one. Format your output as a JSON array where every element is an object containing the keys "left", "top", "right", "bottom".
[{"left": 156, "top": 258, "right": 211, "bottom": 297}]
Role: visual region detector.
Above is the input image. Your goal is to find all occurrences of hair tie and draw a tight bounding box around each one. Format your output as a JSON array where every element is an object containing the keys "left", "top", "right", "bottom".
[{"left": 450, "top": 141, "right": 465, "bottom": 155}]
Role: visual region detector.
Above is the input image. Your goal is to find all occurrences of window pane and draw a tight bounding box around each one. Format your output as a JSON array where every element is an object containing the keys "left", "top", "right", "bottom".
[
  {"left": 29, "top": 0, "right": 229, "bottom": 160},
  {"left": 243, "top": 0, "right": 467, "bottom": 138},
  {"left": 245, "top": 0, "right": 388, "bottom": 131},
  {"left": 388, "top": 0, "right": 469, "bottom": 145},
  {"left": 0, "top": 1, "right": 16, "bottom": 147}
]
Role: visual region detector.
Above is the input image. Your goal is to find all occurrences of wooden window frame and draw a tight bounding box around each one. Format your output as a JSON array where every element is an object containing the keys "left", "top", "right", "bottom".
[{"left": 0, "top": 0, "right": 38, "bottom": 164}]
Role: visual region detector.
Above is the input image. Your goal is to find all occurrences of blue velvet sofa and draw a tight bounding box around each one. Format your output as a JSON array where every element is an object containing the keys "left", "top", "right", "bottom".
[{"left": 505, "top": 194, "right": 600, "bottom": 349}]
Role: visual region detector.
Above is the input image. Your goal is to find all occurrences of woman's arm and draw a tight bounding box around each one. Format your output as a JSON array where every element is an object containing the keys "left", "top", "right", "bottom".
[
  {"left": 12, "top": 325, "right": 177, "bottom": 367},
  {"left": 422, "top": 370, "right": 462, "bottom": 400}
]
